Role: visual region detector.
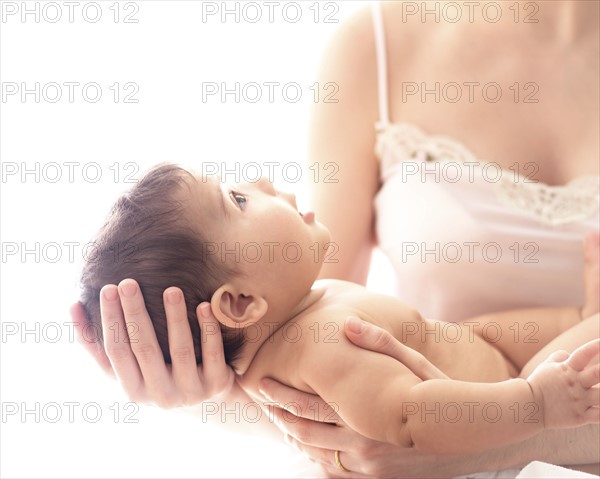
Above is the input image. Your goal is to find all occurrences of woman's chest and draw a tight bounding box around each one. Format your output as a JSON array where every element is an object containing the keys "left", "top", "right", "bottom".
[{"left": 387, "top": 32, "right": 599, "bottom": 184}]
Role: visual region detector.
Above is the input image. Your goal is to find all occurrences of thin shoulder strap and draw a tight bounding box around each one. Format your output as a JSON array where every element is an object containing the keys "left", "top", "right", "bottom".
[{"left": 371, "top": 1, "right": 390, "bottom": 127}]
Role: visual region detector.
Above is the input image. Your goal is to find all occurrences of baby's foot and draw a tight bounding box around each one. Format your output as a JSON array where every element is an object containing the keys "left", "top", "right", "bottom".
[{"left": 581, "top": 233, "right": 600, "bottom": 319}]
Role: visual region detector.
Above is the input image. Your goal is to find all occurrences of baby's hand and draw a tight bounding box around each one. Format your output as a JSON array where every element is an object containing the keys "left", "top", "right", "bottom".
[{"left": 527, "top": 339, "right": 600, "bottom": 430}]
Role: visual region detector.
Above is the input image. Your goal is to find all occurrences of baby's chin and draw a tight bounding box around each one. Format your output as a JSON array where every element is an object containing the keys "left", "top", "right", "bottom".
[
  {"left": 308, "top": 213, "right": 329, "bottom": 232},
  {"left": 318, "top": 222, "right": 333, "bottom": 244}
]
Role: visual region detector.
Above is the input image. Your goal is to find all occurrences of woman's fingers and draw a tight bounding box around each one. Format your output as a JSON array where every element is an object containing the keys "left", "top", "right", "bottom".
[
  {"left": 344, "top": 316, "right": 449, "bottom": 381},
  {"left": 116, "top": 279, "right": 173, "bottom": 405},
  {"left": 100, "top": 283, "right": 145, "bottom": 397},
  {"left": 164, "top": 287, "right": 203, "bottom": 402},
  {"left": 82, "top": 282, "right": 232, "bottom": 408},
  {"left": 270, "top": 407, "right": 350, "bottom": 450},
  {"left": 259, "top": 377, "right": 341, "bottom": 424},
  {"left": 582, "top": 235, "right": 600, "bottom": 319},
  {"left": 284, "top": 436, "right": 369, "bottom": 478},
  {"left": 69, "top": 301, "right": 114, "bottom": 377},
  {"left": 198, "top": 302, "right": 235, "bottom": 397}
]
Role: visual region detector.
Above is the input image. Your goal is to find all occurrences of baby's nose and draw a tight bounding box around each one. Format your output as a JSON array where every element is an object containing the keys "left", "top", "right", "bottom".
[
  {"left": 254, "top": 176, "right": 276, "bottom": 195},
  {"left": 277, "top": 190, "right": 298, "bottom": 210}
]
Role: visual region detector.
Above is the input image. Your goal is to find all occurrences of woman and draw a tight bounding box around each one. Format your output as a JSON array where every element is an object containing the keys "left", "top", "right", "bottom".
[
  {"left": 70, "top": 1, "right": 599, "bottom": 477},
  {"left": 293, "top": 2, "right": 599, "bottom": 474},
  {"left": 308, "top": 1, "right": 599, "bottom": 318}
]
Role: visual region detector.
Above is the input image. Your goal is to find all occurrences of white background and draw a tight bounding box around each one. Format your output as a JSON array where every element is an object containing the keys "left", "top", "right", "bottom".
[{"left": 0, "top": 1, "right": 397, "bottom": 477}]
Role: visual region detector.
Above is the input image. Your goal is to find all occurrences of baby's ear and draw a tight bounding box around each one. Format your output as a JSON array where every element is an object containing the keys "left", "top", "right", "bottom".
[{"left": 210, "top": 284, "right": 268, "bottom": 329}]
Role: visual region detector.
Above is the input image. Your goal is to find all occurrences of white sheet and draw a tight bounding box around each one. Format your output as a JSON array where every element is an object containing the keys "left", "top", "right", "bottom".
[
  {"left": 454, "top": 461, "right": 599, "bottom": 479},
  {"left": 516, "top": 461, "right": 599, "bottom": 479}
]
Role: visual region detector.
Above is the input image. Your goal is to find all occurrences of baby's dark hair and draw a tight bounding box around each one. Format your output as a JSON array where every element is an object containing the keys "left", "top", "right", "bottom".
[{"left": 79, "top": 163, "right": 244, "bottom": 365}]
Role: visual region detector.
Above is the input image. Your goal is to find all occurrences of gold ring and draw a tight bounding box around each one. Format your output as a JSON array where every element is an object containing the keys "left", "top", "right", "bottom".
[{"left": 334, "top": 450, "right": 349, "bottom": 473}]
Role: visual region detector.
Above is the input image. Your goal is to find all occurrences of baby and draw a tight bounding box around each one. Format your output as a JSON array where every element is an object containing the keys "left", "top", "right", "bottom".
[{"left": 80, "top": 163, "right": 600, "bottom": 454}]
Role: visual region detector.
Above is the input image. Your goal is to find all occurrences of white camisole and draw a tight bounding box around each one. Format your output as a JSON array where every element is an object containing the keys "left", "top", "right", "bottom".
[{"left": 371, "top": 3, "right": 600, "bottom": 322}]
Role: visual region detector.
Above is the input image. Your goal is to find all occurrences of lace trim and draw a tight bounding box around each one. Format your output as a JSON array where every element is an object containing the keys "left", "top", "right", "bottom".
[{"left": 375, "top": 123, "right": 600, "bottom": 226}]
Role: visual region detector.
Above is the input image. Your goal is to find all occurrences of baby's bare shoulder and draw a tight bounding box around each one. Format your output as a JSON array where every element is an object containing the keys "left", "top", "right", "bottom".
[{"left": 309, "top": 280, "right": 423, "bottom": 332}]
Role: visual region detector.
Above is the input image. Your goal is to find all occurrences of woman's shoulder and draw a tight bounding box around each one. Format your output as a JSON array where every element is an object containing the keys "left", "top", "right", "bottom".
[
  {"left": 314, "top": 5, "right": 377, "bottom": 85},
  {"left": 315, "top": 3, "right": 466, "bottom": 107},
  {"left": 318, "top": 3, "right": 413, "bottom": 78},
  {"left": 327, "top": 2, "right": 517, "bottom": 71}
]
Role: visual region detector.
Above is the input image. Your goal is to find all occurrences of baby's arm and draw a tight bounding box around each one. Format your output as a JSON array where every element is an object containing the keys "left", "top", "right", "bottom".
[{"left": 301, "top": 312, "right": 599, "bottom": 455}]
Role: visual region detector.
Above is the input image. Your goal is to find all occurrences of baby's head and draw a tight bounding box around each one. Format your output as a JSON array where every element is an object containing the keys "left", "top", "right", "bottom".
[{"left": 80, "top": 163, "right": 330, "bottom": 366}]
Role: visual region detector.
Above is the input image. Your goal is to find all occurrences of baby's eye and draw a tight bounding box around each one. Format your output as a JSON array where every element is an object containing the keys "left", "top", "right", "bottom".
[{"left": 230, "top": 191, "right": 247, "bottom": 210}]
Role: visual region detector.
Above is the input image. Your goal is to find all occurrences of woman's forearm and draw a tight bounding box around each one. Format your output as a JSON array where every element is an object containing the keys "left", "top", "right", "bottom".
[
  {"left": 410, "top": 425, "right": 600, "bottom": 479},
  {"left": 535, "top": 425, "right": 600, "bottom": 466},
  {"left": 462, "top": 425, "right": 600, "bottom": 474}
]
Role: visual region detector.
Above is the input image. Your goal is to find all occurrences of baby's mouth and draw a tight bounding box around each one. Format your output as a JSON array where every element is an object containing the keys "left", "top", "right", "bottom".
[{"left": 300, "top": 211, "right": 315, "bottom": 223}]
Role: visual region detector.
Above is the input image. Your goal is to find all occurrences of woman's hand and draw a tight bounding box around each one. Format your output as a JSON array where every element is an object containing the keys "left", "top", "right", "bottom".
[
  {"left": 69, "top": 279, "right": 234, "bottom": 407},
  {"left": 344, "top": 316, "right": 449, "bottom": 381},
  {"left": 259, "top": 317, "right": 453, "bottom": 478},
  {"left": 259, "top": 380, "right": 454, "bottom": 478}
]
